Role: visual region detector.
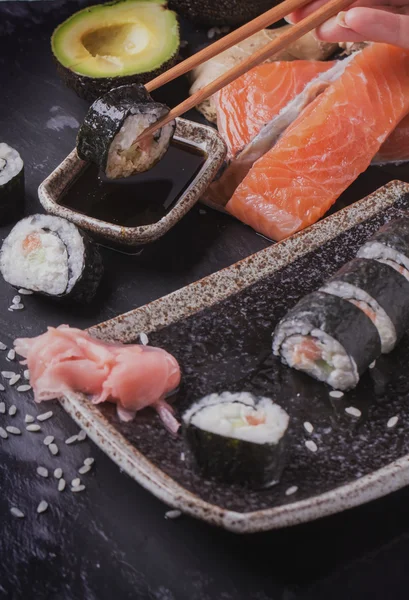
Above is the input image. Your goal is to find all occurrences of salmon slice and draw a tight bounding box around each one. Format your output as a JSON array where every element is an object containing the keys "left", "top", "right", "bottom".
[
  {"left": 216, "top": 61, "right": 334, "bottom": 160},
  {"left": 375, "top": 113, "right": 409, "bottom": 165},
  {"left": 226, "top": 44, "right": 409, "bottom": 241}
]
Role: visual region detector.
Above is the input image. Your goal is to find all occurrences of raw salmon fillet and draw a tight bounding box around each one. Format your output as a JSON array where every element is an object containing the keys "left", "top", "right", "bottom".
[
  {"left": 226, "top": 44, "right": 409, "bottom": 241},
  {"left": 376, "top": 113, "right": 409, "bottom": 165},
  {"left": 216, "top": 61, "right": 334, "bottom": 159}
]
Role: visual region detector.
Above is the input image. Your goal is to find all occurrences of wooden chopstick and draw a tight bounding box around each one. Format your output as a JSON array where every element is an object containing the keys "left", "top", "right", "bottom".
[
  {"left": 139, "top": 0, "right": 355, "bottom": 143},
  {"left": 145, "top": 0, "right": 313, "bottom": 93}
]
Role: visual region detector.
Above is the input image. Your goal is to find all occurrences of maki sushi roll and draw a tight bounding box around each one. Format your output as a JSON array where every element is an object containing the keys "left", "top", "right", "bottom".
[
  {"left": 0, "top": 143, "right": 24, "bottom": 224},
  {"left": 0, "top": 214, "right": 103, "bottom": 303},
  {"left": 357, "top": 214, "right": 409, "bottom": 282},
  {"left": 182, "top": 391, "right": 289, "bottom": 488},
  {"left": 320, "top": 258, "right": 409, "bottom": 354},
  {"left": 77, "top": 84, "right": 176, "bottom": 179},
  {"left": 273, "top": 292, "right": 381, "bottom": 390}
]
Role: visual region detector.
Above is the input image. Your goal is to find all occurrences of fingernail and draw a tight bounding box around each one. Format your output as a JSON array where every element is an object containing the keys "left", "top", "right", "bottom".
[
  {"left": 336, "top": 11, "right": 350, "bottom": 29},
  {"left": 284, "top": 14, "right": 295, "bottom": 24},
  {"left": 316, "top": 15, "right": 338, "bottom": 37}
]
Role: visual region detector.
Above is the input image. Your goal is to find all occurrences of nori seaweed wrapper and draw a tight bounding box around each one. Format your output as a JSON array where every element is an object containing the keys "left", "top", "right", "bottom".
[
  {"left": 361, "top": 214, "right": 409, "bottom": 260},
  {"left": 328, "top": 258, "right": 409, "bottom": 346},
  {"left": 274, "top": 291, "right": 381, "bottom": 375},
  {"left": 184, "top": 422, "right": 287, "bottom": 488},
  {"left": 76, "top": 84, "right": 174, "bottom": 174}
]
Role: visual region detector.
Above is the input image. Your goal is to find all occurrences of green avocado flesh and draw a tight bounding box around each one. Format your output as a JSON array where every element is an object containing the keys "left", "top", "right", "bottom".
[{"left": 51, "top": 0, "right": 180, "bottom": 79}]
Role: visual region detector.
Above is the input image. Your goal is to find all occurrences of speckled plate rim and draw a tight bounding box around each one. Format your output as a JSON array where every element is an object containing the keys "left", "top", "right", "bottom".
[
  {"left": 37, "top": 118, "right": 227, "bottom": 246},
  {"left": 60, "top": 180, "right": 409, "bottom": 533}
]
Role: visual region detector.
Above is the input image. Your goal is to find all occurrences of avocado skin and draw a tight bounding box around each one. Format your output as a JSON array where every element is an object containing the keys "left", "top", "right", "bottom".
[
  {"left": 55, "top": 52, "right": 180, "bottom": 103},
  {"left": 169, "top": 0, "right": 277, "bottom": 26}
]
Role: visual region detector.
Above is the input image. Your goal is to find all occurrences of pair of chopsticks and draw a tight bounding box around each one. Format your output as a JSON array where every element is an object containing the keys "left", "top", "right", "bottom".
[{"left": 139, "top": 0, "right": 355, "bottom": 141}]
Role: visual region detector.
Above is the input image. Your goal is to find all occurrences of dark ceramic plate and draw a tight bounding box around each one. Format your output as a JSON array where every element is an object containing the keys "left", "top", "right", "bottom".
[{"left": 59, "top": 180, "right": 409, "bottom": 533}]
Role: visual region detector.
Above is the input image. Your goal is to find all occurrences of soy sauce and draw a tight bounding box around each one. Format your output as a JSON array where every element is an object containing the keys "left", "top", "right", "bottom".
[{"left": 59, "top": 141, "right": 206, "bottom": 227}]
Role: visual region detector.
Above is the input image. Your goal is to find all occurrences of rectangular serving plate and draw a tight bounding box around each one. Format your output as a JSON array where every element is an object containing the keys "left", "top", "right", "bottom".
[
  {"left": 58, "top": 180, "right": 409, "bottom": 533},
  {"left": 38, "top": 118, "right": 226, "bottom": 246}
]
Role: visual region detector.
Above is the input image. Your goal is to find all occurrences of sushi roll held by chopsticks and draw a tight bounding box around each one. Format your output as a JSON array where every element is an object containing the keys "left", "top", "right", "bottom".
[
  {"left": 0, "top": 143, "right": 24, "bottom": 224},
  {"left": 183, "top": 391, "right": 289, "bottom": 488}
]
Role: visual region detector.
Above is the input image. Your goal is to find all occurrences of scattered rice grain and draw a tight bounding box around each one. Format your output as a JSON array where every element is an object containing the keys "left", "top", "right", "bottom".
[
  {"left": 65, "top": 434, "right": 78, "bottom": 445},
  {"left": 305, "top": 440, "right": 318, "bottom": 453},
  {"left": 0, "top": 383, "right": 4, "bottom": 391},
  {"left": 6, "top": 426, "right": 21, "bottom": 435},
  {"left": 139, "top": 332, "right": 149, "bottom": 345},
  {"left": 24, "top": 370, "right": 30, "bottom": 380},
  {"left": 26, "top": 424, "right": 41, "bottom": 432},
  {"left": 37, "top": 500, "right": 48, "bottom": 514},
  {"left": 303, "top": 421, "right": 314, "bottom": 434},
  {"left": 78, "top": 465, "right": 92, "bottom": 475},
  {"left": 165, "top": 509, "right": 181, "bottom": 519},
  {"left": 0, "top": 342, "right": 6, "bottom": 351},
  {"left": 180, "top": 452, "right": 185, "bottom": 461},
  {"left": 58, "top": 478, "right": 66, "bottom": 491},
  {"left": 7, "top": 349, "right": 15, "bottom": 361},
  {"left": 345, "top": 406, "right": 362, "bottom": 418},
  {"left": 49, "top": 443, "right": 59, "bottom": 455},
  {"left": 387, "top": 415, "right": 399, "bottom": 428},
  {"left": 17, "top": 385, "right": 31, "bottom": 393},
  {"left": 71, "top": 484, "right": 85, "bottom": 492},
  {"left": 12, "top": 295, "right": 21, "bottom": 305},
  {"left": 2, "top": 371, "right": 16, "bottom": 379},
  {"left": 369, "top": 360, "right": 376, "bottom": 369},
  {"left": 8, "top": 405, "right": 16, "bottom": 416},
  {"left": 36, "top": 466, "right": 48, "bottom": 478},
  {"left": 24, "top": 414, "right": 34, "bottom": 423},
  {"left": 37, "top": 411, "right": 53, "bottom": 422},
  {"left": 9, "top": 375, "right": 21, "bottom": 386},
  {"left": 54, "top": 468, "right": 63, "bottom": 479},
  {"left": 77, "top": 430, "right": 86, "bottom": 441},
  {"left": 71, "top": 478, "right": 81, "bottom": 487},
  {"left": 18, "top": 288, "right": 33, "bottom": 295},
  {"left": 0, "top": 402, "right": 5, "bottom": 414},
  {"left": 12, "top": 303, "right": 24, "bottom": 310},
  {"left": 0, "top": 427, "right": 8, "bottom": 439},
  {"left": 84, "top": 457, "right": 94, "bottom": 466},
  {"left": 329, "top": 390, "right": 344, "bottom": 399},
  {"left": 285, "top": 486, "right": 298, "bottom": 496},
  {"left": 44, "top": 435, "right": 54, "bottom": 446},
  {"left": 10, "top": 507, "right": 24, "bottom": 518}
]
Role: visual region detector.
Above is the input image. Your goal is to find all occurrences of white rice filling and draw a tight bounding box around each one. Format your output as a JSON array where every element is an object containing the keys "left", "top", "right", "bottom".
[
  {"left": 184, "top": 392, "right": 289, "bottom": 445},
  {"left": 0, "top": 143, "right": 23, "bottom": 185},
  {"left": 320, "top": 281, "right": 396, "bottom": 353},
  {"left": 358, "top": 242, "right": 409, "bottom": 272},
  {"left": 106, "top": 110, "right": 174, "bottom": 179},
  {"left": 0, "top": 215, "right": 84, "bottom": 295},
  {"left": 278, "top": 325, "right": 359, "bottom": 390}
]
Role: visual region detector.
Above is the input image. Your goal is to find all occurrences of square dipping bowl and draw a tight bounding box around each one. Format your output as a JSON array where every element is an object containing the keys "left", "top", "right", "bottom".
[{"left": 38, "top": 118, "right": 226, "bottom": 247}]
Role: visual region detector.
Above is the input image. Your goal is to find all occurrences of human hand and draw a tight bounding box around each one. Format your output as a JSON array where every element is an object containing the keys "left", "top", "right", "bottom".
[{"left": 287, "top": 0, "right": 409, "bottom": 48}]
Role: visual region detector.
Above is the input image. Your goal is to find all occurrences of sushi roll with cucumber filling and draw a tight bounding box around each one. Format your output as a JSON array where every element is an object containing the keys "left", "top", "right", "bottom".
[
  {"left": 0, "top": 143, "right": 24, "bottom": 224},
  {"left": 320, "top": 258, "right": 409, "bottom": 354},
  {"left": 183, "top": 391, "right": 289, "bottom": 488},
  {"left": 273, "top": 292, "right": 381, "bottom": 390},
  {"left": 0, "top": 214, "right": 103, "bottom": 302},
  {"left": 77, "top": 84, "right": 176, "bottom": 179},
  {"left": 357, "top": 214, "right": 409, "bottom": 283}
]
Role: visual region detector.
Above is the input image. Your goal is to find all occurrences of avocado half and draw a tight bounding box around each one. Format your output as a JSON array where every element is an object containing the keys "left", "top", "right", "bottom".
[
  {"left": 168, "top": 0, "right": 276, "bottom": 26},
  {"left": 52, "top": 0, "right": 180, "bottom": 102}
]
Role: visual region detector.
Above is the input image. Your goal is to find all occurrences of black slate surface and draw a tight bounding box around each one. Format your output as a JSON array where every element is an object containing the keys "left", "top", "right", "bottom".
[{"left": 2, "top": 4, "right": 409, "bottom": 599}]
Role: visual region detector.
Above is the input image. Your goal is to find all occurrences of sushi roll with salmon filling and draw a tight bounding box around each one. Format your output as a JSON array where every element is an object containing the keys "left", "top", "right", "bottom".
[
  {"left": 273, "top": 292, "right": 381, "bottom": 390},
  {"left": 0, "top": 214, "right": 103, "bottom": 303},
  {"left": 357, "top": 215, "right": 409, "bottom": 283},
  {"left": 183, "top": 391, "right": 289, "bottom": 488},
  {"left": 0, "top": 143, "right": 24, "bottom": 224},
  {"left": 77, "top": 84, "right": 176, "bottom": 179},
  {"left": 320, "top": 258, "right": 409, "bottom": 354}
]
